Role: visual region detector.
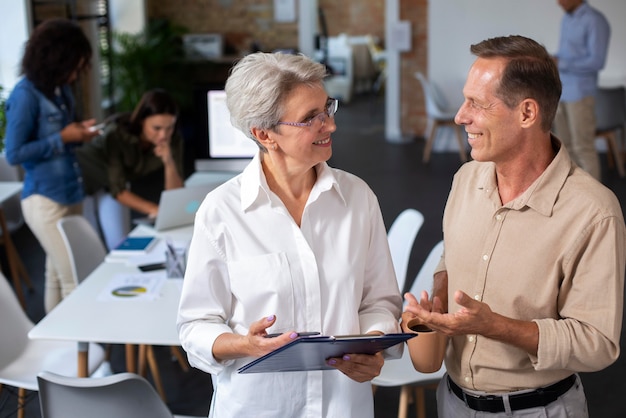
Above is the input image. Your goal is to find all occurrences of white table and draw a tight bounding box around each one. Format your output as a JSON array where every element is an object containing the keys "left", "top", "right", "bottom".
[
  {"left": 28, "top": 224, "right": 194, "bottom": 382},
  {"left": 0, "top": 181, "right": 32, "bottom": 308}
]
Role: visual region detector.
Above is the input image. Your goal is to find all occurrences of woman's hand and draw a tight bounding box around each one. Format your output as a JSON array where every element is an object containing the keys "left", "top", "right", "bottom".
[
  {"left": 61, "top": 119, "right": 100, "bottom": 143},
  {"left": 153, "top": 140, "right": 175, "bottom": 165},
  {"left": 212, "top": 315, "right": 300, "bottom": 361},
  {"left": 327, "top": 351, "right": 385, "bottom": 383}
]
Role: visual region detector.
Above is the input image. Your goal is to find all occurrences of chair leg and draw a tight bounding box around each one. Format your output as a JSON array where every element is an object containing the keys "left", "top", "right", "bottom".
[
  {"left": 414, "top": 387, "right": 426, "bottom": 418},
  {"left": 606, "top": 132, "right": 625, "bottom": 177},
  {"left": 17, "top": 387, "right": 26, "bottom": 418},
  {"left": 454, "top": 125, "right": 468, "bottom": 162},
  {"left": 398, "top": 385, "right": 411, "bottom": 418},
  {"left": 423, "top": 121, "right": 439, "bottom": 163}
]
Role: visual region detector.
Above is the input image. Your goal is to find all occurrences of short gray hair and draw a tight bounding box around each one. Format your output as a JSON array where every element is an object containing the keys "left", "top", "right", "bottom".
[{"left": 225, "top": 52, "right": 328, "bottom": 152}]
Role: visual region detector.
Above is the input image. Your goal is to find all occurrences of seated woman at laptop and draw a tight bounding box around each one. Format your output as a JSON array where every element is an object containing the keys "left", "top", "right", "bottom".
[
  {"left": 77, "top": 88, "right": 184, "bottom": 249},
  {"left": 177, "top": 52, "right": 402, "bottom": 418}
]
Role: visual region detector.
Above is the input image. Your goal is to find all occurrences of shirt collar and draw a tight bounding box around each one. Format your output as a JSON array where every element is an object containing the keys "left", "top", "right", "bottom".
[
  {"left": 569, "top": 1, "right": 589, "bottom": 17},
  {"left": 240, "top": 152, "right": 345, "bottom": 211},
  {"left": 478, "top": 136, "right": 573, "bottom": 216}
]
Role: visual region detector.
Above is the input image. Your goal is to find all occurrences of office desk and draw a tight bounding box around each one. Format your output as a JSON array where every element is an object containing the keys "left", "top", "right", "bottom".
[
  {"left": 0, "top": 181, "right": 32, "bottom": 308},
  {"left": 29, "top": 224, "right": 193, "bottom": 380}
]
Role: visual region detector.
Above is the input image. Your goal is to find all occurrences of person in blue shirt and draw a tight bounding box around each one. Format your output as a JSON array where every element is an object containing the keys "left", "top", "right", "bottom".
[
  {"left": 5, "top": 19, "right": 99, "bottom": 312},
  {"left": 553, "top": 0, "right": 610, "bottom": 181}
]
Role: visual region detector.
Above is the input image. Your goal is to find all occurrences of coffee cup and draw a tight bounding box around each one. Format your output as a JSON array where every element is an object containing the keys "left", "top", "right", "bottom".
[{"left": 403, "top": 317, "right": 448, "bottom": 373}]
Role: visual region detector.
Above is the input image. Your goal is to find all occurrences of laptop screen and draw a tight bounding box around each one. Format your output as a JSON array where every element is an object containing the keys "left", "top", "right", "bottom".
[{"left": 207, "top": 90, "right": 258, "bottom": 158}]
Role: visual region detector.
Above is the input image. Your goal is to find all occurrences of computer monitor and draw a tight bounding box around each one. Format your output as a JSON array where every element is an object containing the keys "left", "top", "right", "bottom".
[{"left": 207, "top": 90, "right": 257, "bottom": 158}]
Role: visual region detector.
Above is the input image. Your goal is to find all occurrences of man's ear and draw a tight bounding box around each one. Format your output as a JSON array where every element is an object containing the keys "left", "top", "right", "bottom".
[{"left": 519, "top": 98, "right": 539, "bottom": 128}]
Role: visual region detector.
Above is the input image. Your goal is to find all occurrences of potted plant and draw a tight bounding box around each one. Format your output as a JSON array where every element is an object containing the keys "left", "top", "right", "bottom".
[{"left": 109, "top": 19, "right": 191, "bottom": 113}]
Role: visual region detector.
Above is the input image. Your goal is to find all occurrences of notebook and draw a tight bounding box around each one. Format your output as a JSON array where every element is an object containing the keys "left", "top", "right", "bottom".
[{"left": 134, "top": 183, "right": 222, "bottom": 231}]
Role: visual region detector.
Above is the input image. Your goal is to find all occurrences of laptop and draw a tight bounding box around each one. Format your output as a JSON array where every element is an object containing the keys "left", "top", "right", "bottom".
[{"left": 134, "top": 183, "right": 221, "bottom": 231}]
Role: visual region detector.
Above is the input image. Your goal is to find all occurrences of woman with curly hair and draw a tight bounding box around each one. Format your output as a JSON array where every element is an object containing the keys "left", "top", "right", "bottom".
[{"left": 5, "top": 18, "right": 99, "bottom": 312}]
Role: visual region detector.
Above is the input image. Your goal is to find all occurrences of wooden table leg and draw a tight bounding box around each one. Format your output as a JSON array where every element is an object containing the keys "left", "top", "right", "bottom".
[
  {"left": 125, "top": 344, "right": 137, "bottom": 373},
  {"left": 146, "top": 345, "right": 166, "bottom": 401},
  {"left": 77, "top": 342, "right": 89, "bottom": 377},
  {"left": 138, "top": 344, "right": 147, "bottom": 376}
]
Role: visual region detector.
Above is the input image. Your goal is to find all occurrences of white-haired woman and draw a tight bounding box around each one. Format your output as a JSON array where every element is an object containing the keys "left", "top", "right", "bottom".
[{"left": 177, "top": 52, "right": 401, "bottom": 418}]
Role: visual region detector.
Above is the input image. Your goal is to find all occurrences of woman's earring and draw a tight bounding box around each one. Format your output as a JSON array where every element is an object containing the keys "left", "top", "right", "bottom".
[{"left": 272, "top": 144, "right": 277, "bottom": 151}]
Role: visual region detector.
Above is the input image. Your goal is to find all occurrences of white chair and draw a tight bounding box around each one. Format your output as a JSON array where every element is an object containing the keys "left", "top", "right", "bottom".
[
  {"left": 0, "top": 157, "right": 32, "bottom": 309},
  {"left": 57, "top": 215, "right": 108, "bottom": 286},
  {"left": 387, "top": 209, "right": 425, "bottom": 292},
  {"left": 0, "top": 273, "right": 105, "bottom": 418},
  {"left": 415, "top": 72, "right": 467, "bottom": 163},
  {"left": 372, "top": 240, "right": 446, "bottom": 418},
  {"left": 595, "top": 86, "right": 626, "bottom": 178},
  {"left": 37, "top": 371, "right": 203, "bottom": 418}
]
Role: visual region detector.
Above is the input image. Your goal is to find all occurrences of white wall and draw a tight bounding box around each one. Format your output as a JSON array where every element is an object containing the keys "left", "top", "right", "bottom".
[
  {"left": 0, "top": 0, "right": 30, "bottom": 92},
  {"left": 109, "top": 0, "right": 146, "bottom": 35},
  {"left": 428, "top": 0, "right": 626, "bottom": 150}
]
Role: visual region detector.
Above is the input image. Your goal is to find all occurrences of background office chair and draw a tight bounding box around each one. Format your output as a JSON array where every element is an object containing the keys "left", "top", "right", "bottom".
[
  {"left": 387, "top": 208, "right": 425, "bottom": 293},
  {"left": 38, "top": 371, "right": 203, "bottom": 418},
  {"left": 0, "top": 157, "right": 32, "bottom": 309},
  {"left": 415, "top": 72, "right": 467, "bottom": 163},
  {"left": 56, "top": 215, "right": 188, "bottom": 401},
  {"left": 0, "top": 272, "right": 105, "bottom": 418},
  {"left": 372, "top": 240, "right": 446, "bottom": 418},
  {"left": 595, "top": 86, "right": 626, "bottom": 178},
  {"left": 57, "top": 215, "right": 108, "bottom": 287}
]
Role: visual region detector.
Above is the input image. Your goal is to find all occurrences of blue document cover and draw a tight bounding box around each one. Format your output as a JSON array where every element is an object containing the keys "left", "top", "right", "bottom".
[
  {"left": 238, "top": 333, "right": 416, "bottom": 374},
  {"left": 110, "top": 236, "right": 158, "bottom": 255}
]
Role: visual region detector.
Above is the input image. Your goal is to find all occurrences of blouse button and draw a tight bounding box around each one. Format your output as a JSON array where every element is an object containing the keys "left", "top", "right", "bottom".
[{"left": 482, "top": 254, "right": 489, "bottom": 261}]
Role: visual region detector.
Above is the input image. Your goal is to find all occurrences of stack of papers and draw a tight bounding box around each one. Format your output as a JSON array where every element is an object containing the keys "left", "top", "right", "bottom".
[{"left": 97, "top": 272, "right": 166, "bottom": 302}]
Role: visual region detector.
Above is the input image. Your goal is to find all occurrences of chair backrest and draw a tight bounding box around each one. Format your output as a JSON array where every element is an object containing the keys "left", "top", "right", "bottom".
[
  {"left": 595, "top": 86, "right": 626, "bottom": 132},
  {"left": 415, "top": 71, "right": 451, "bottom": 118},
  {"left": 0, "top": 156, "right": 24, "bottom": 233},
  {"left": 408, "top": 240, "right": 445, "bottom": 299},
  {"left": 0, "top": 272, "right": 33, "bottom": 370},
  {"left": 38, "top": 371, "right": 174, "bottom": 418},
  {"left": 387, "top": 209, "right": 424, "bottom": 292},
  {"left": 57, "top": 215, "right": 107, "bottom": 285}
]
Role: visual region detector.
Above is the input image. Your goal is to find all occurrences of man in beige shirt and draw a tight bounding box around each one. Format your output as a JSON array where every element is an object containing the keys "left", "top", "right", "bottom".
[{"left": 403, "top": 35, "right": 625, "bottom": 417}]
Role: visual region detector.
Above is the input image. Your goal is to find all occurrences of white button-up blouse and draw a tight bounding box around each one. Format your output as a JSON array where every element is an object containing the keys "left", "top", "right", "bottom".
[{"left": 177, "top": 153, "right": 402, "bottom": 418}]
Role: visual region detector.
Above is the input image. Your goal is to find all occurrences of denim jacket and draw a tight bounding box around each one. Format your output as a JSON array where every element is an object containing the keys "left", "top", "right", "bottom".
[{"left": 5, "top": 77, "right": 84, "bottom": 205}]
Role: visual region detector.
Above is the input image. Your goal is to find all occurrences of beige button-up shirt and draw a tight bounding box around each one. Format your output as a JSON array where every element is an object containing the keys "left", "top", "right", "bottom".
[{"left": 436, "top": 140, "right": 625, "bottom": 393}]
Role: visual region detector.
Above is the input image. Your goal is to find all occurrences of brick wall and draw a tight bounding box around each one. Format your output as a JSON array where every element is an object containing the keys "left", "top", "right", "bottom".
[{"left": 146, "top": 0, "right": 427, "bottom": 138}]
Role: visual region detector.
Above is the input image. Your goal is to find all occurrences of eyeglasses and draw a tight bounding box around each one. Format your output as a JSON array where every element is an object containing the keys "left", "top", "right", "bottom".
[{"left": 277, "top": 98, "right": 339, "bottom": 129}]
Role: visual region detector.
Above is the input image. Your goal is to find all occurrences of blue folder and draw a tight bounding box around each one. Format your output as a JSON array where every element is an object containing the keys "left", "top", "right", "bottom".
[{"left": 238, "top": 333, "right": 416, "bottom": 374}]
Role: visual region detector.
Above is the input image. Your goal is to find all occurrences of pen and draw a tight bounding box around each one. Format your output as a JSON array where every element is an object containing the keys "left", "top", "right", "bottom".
[{"left": 264, "top": 332, "right": 321, "bottom": 338}]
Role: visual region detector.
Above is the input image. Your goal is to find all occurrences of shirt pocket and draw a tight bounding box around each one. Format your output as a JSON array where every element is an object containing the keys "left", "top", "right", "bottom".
[
  {"left": 228, "top": 252, "right": 295, "bottom": 333},
  {"left": 40, "top": 107, "right": 64, "bottom": 138}
]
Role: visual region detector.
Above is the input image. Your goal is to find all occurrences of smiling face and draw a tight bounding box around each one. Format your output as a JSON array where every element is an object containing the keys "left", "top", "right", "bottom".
[
  {"left": 141, "top": 114, "right": 176, "bottom": 146},
  {"left": 455, "top": 57, "right": 524, "bottom": 164},
  {"left": 269, "top": 83, "right": 336, "bottom": 170}
]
